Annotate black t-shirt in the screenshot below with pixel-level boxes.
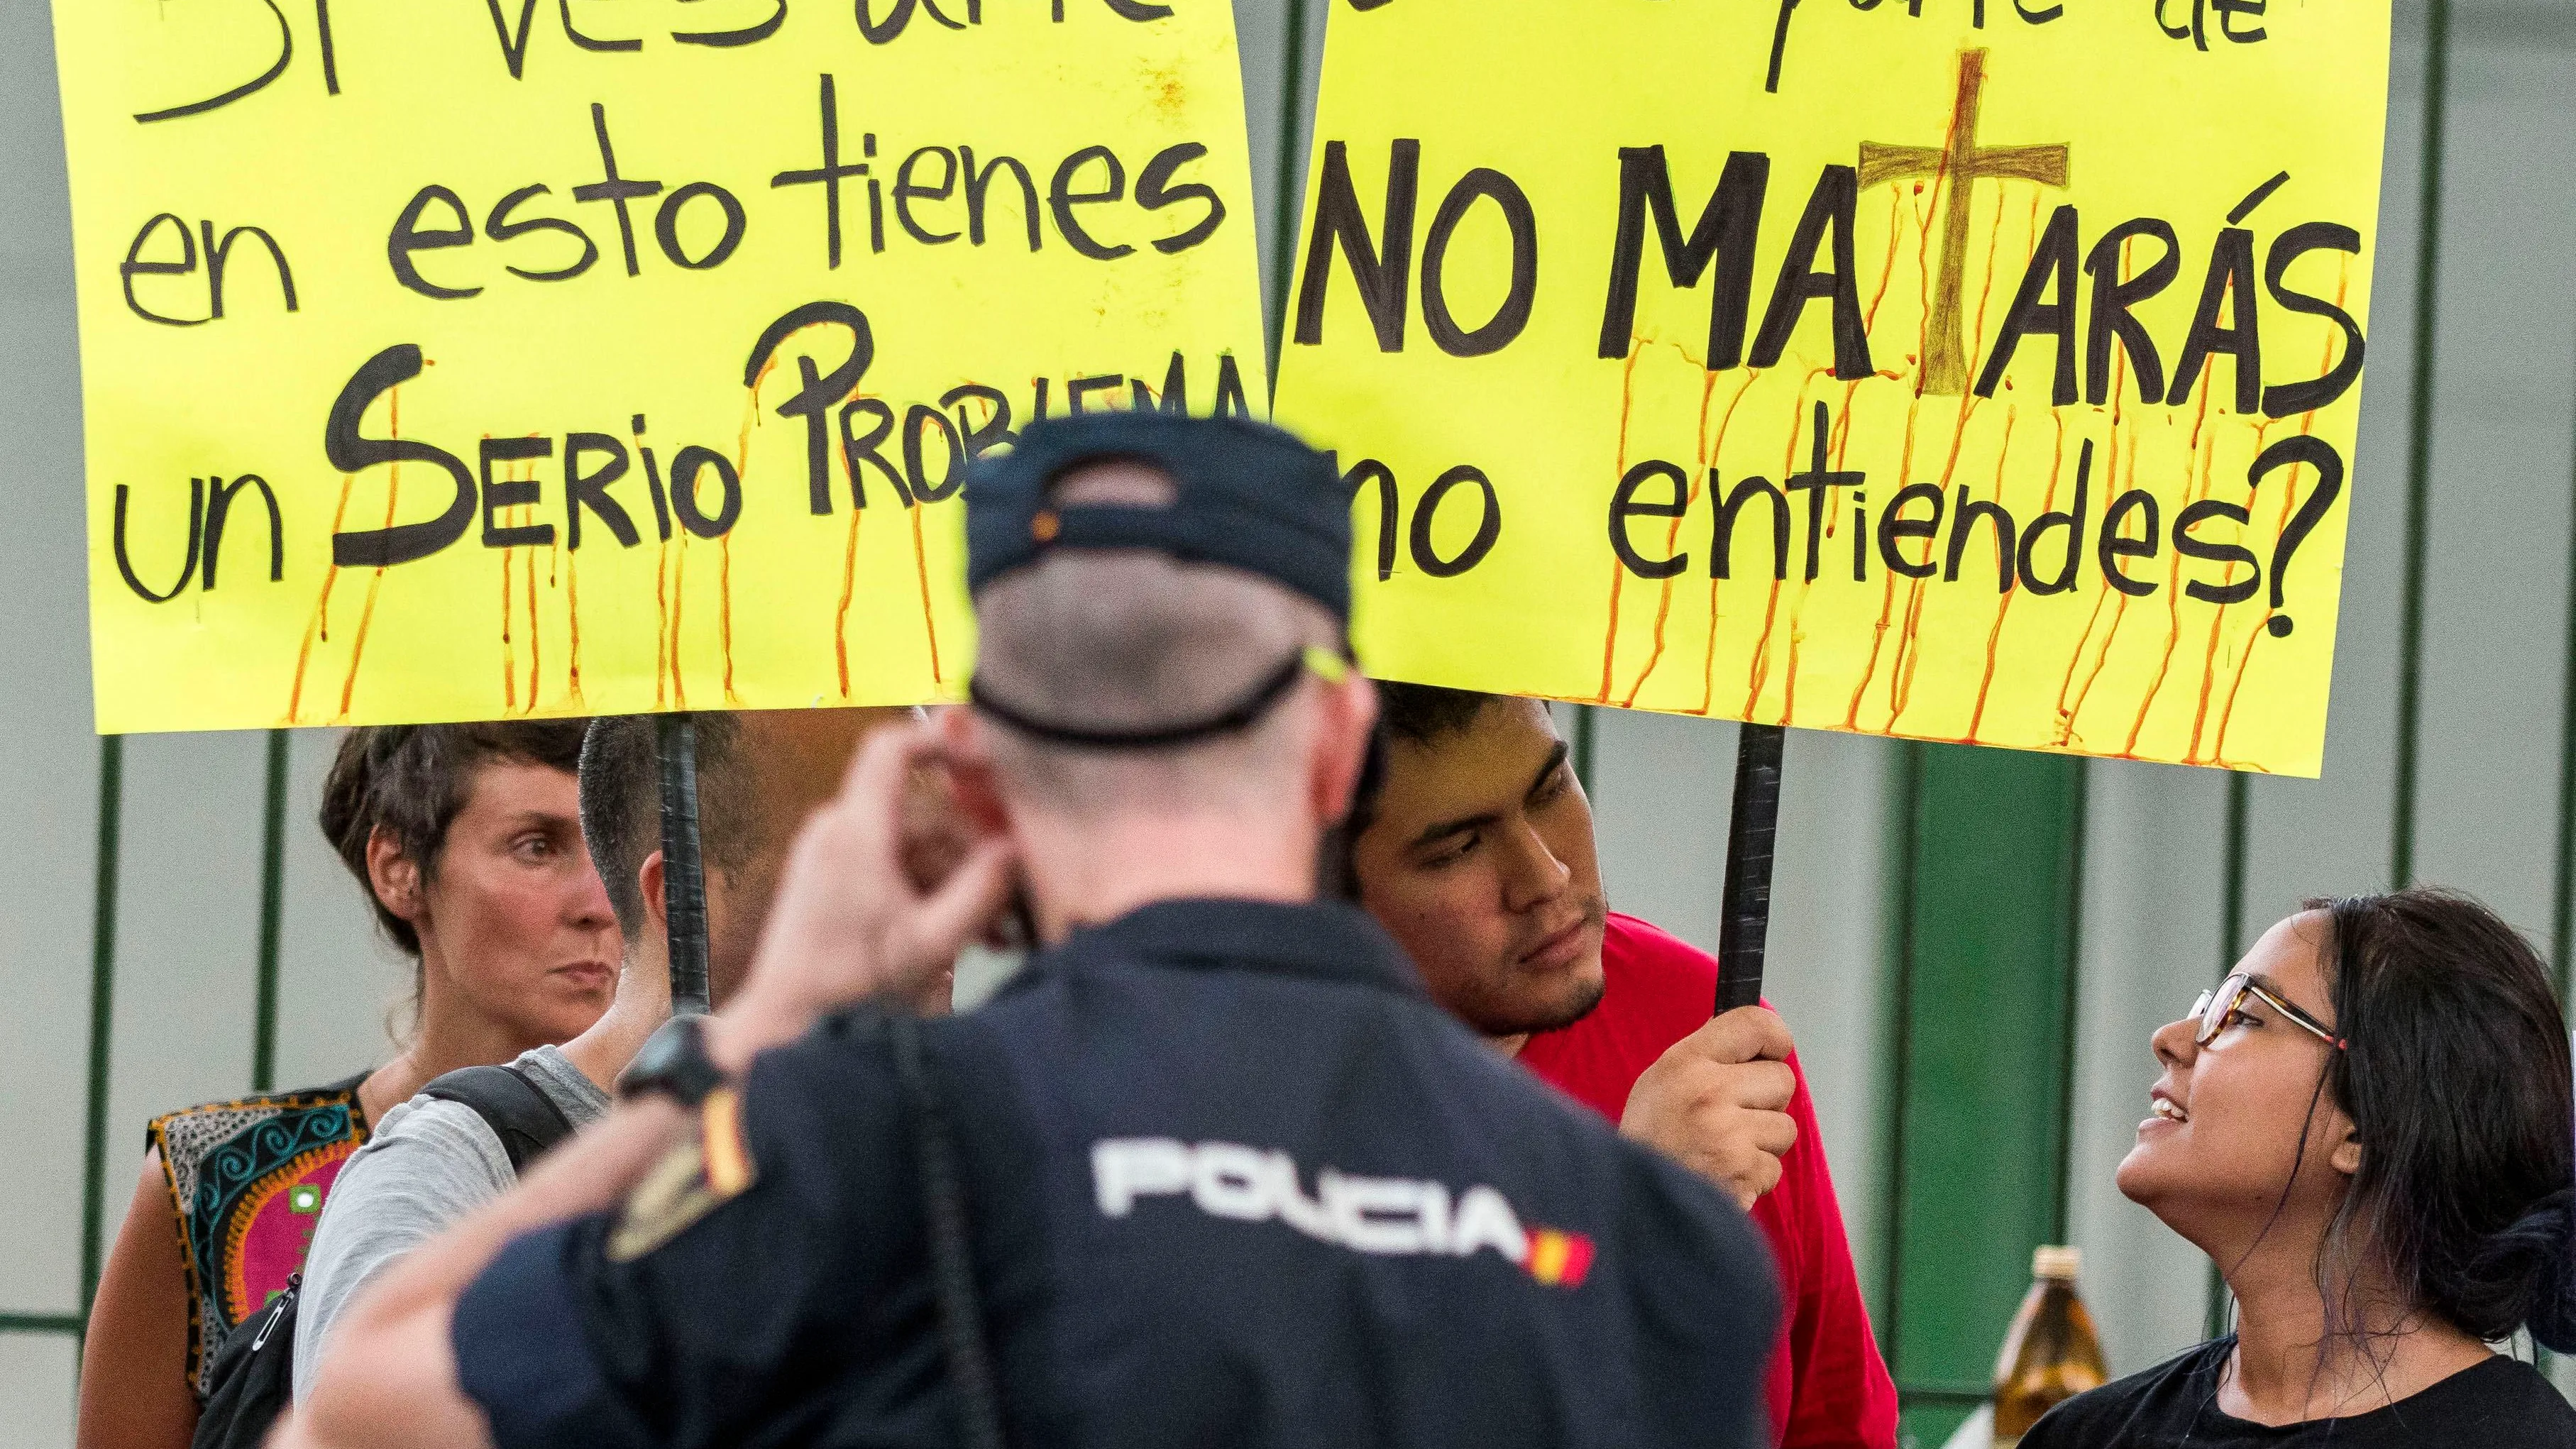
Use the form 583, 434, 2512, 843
2023, 1337, 2576, 1448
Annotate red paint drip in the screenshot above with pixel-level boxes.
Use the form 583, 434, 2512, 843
2210, 262, 2352, 767
1598, 345, 1644, 703
337, 389, 404, 720
1691, 370, 1766, 715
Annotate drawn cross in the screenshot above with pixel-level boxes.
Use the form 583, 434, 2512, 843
1859, 48, 2070, 396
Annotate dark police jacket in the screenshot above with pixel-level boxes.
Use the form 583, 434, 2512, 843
453, 899, 1780, 1449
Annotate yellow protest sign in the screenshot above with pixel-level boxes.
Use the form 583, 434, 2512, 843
57, 0, 1266, 734
1275, 0, 2390, 776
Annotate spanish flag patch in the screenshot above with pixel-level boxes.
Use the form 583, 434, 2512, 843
607, 1087, 759, 1262
1521, 1227, 1597, 1288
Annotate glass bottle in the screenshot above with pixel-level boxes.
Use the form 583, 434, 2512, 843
1991, 1245, 2110, 1448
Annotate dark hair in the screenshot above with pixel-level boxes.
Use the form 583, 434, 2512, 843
1345, 683, 1501, 839
1324, 683, 1509, 899
1377, 681, 1500, 746
2306, 888, 2576, 1350
576, 715, 751, 936
319, 721, 591, 957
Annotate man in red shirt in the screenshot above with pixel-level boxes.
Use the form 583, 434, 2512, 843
1338, 683, 1899, 1449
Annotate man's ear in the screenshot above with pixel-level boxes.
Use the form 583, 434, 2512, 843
639, 849, 668, 940
1311, 673, 1379, 827
937, 706, 1013, 834
365, 824, 425, 925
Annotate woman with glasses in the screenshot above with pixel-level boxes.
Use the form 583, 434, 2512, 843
2024, 888, 2576, 1447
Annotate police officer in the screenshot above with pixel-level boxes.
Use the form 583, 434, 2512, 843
281, 414, 1780, 1449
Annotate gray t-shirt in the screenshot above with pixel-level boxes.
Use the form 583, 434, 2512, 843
291, 1045, 609, 1401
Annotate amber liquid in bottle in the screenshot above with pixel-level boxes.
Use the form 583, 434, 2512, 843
1991, 1246, 2110, 1448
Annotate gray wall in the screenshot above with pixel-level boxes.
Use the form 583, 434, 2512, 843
0, 0, 98, 1423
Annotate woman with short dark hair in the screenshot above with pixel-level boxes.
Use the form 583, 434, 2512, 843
77, 722, 617, 1449
2026, 887, 2576, 1446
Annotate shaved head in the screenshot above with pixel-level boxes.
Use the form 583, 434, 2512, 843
970, 461, 1343, 819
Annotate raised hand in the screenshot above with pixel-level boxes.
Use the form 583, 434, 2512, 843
714, 720, 1019, 1069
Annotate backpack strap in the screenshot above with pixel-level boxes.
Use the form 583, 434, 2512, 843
421, 1064, 577, 1174
888, 1013, 1008, 1449
185, 1272, 303, 1449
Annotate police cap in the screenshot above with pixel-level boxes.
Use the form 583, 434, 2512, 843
964, 412, 1350, 624
961, 413, 1354, 752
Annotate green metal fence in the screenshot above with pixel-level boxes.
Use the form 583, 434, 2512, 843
0, 727, 295, 1382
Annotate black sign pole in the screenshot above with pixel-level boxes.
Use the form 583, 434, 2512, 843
1714, 723, 1785, 1015
656, 713, 712, 1018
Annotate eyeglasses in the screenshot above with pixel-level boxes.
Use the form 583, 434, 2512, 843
2191, 971, 2347, 1051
